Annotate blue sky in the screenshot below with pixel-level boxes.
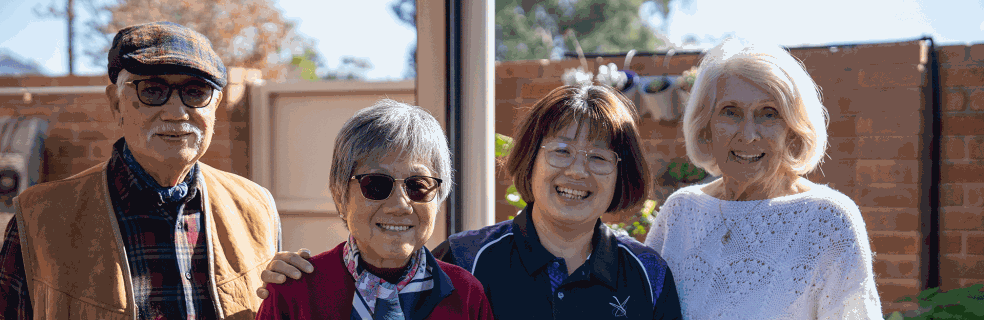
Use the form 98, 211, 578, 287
2, 0, 983, 80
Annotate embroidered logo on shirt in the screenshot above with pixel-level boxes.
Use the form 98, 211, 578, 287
610, 295, 629, 317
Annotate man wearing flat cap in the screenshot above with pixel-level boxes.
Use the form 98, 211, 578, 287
0, 21, 280, 319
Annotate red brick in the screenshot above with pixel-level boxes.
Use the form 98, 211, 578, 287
876, 279, 921, 306
967, 234, 984, 255
56, 143, 87, 159
496, 78, 521, 101
941, 254, 984, 278
87, 140, 114, 161
941, 160, 984, 183
857, 136, 920, 160
858, 64, 924, 88
496, 62, 540, 79
945, 136, 967, 160
520, 79, 564, 100
856, 160, 917, 184
942, 207, 984, 231
970, 88, 984, 111
957, 278, 984, 288
873, 255, 919, 278
969, 136, 984, 159
943, 65, 984, 87
945, 87, 966, 112
942, 114, 984, 136
942, 232, 963, 254
814, 160, 855, 188
75, 122, 116, 141
970, 44, 984, 63
870, 232, 920, 254
941, 277, 964, 292
828, 137, 858, 160
55, 110, 94, 122
938, 45, 968, 65
969, 185, 984, 207
18, 106, 55, 117
857, 184, 919, 208
639, 120, 679, 140
856, 110, 921, 136
540, 59, 594, 79
861, 207, 919, 232
941, 183, 965, 207
827, 115, 856, 137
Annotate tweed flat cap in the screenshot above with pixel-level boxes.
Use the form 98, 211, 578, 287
108, 21, 227, 89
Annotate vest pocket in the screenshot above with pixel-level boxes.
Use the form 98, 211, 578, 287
32, 280, 129, 319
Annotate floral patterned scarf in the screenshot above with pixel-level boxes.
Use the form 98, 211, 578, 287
343, 235, 432, 318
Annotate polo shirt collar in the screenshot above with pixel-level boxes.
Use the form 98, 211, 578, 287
512, 203, 620, 288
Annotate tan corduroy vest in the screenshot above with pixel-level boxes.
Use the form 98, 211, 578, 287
14, 162, 280, 319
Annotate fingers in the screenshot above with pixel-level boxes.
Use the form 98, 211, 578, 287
298, 248, 312, 259
256, 287, 269, 300
283, 251, 314, 274
261, 268, 289, 284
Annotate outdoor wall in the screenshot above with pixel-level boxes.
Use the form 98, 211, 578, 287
494, 40, 939, 313
937, 44, 984, 292
0, 69, 254, 184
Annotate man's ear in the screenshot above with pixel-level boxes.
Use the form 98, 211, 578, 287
105, 84, 121, 117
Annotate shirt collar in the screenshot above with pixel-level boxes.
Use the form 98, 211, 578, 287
110, 138, 199, 207
512, 203, 620, 288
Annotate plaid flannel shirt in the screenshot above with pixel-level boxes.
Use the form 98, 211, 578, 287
0, 138, 216, 319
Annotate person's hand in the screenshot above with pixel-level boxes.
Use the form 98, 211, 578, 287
256, 248, 314, 299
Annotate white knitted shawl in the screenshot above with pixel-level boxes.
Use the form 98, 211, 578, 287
644, 181, 882, 319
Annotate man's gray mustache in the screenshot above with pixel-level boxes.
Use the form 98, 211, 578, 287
146, 123, 203, 145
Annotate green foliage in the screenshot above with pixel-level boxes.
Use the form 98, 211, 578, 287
290, 48, 321, 81
495, 133, 515, 158
607, 199, 657, 236
505, 184, 527, 210
667, 161, 706, 183
888, 285, 984, 319
495, 0, 669, 61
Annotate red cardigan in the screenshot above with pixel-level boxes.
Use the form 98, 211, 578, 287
256, 242, 494, 320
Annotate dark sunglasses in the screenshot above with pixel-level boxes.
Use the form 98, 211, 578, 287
125, 79, 215, 108
351, 173, 442, 203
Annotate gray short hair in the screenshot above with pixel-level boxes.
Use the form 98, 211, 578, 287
329, 99, 452, 212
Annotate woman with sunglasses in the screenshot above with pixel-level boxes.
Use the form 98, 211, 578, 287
257, 86, 681, 319
255, 99, 493, 319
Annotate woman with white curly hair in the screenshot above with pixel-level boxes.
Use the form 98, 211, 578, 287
644, 38, 882, 319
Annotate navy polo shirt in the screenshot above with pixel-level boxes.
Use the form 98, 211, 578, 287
433, 204, 682, 319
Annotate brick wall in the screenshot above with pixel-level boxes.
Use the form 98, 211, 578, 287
495, 40, 938, 313
0, 69, 253, 184
938, 44, 984, 292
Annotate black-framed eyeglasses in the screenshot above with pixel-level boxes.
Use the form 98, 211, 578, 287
540, 141, 620, 175
124, 79, 215, 108
350, 173, 443, 203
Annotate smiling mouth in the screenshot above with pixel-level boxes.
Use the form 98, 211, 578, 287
556, 186, 591, 200
730, 151, 765, 164
377, 223, 413, 232
156, 132, 193, 139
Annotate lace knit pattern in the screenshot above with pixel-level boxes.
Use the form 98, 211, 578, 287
644, 181, 882, 319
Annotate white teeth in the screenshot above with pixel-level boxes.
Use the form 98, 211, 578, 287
378, 224, 411, 232
732, 151, 764, 161
556, 186, 589, 200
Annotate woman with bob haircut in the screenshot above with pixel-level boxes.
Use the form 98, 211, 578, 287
645, 38, 882, 318
255, 99, 494, 319
258, 86, 682, 319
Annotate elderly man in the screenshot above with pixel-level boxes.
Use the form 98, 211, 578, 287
0, 21, 280, 319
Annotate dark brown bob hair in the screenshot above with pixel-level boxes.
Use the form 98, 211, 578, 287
504, 85, 650, 213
